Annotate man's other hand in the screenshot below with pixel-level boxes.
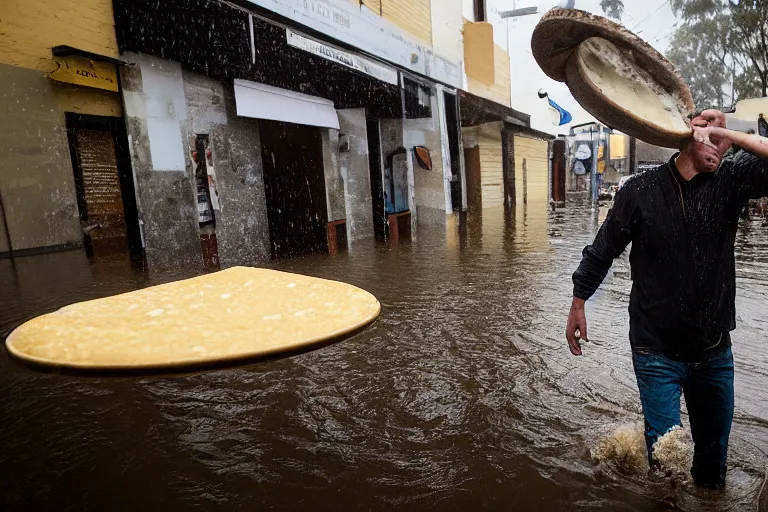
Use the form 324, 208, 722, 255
566, 297, 587, 356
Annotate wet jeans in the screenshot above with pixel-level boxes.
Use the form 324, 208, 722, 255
632, 347, 734, 488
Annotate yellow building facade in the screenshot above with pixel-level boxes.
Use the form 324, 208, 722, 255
461, 122, 505, 209
513, 133, 550, 250
514, 134, 549, 209
348, 0, 512, 109
0, 0, 126, 254
346, 0, 433, 45
463, 20, 511, 107
1, 0, 532, 261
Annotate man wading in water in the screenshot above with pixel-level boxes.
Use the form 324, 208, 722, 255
566, 110, 768, 488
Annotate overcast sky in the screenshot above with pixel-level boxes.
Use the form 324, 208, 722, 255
496, 0, 678, 133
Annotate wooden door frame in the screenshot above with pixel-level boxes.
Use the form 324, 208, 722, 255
65, 112, 143, 262
463, 146, 482, 210
502, 130, 515, 207
551, 138, 566, 203
443, 90, 464, 212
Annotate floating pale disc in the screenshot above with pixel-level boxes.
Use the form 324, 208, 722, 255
6, 267, 380, 372
532, 8, 695, 148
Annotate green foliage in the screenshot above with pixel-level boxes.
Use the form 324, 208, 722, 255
600, 0, 624, 20
665, 15, 731, 107
667, 1, 768, 107
669, 0, 721, 19
600, 0, 768, 107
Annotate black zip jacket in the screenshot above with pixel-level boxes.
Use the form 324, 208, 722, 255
573, 151, 768, 362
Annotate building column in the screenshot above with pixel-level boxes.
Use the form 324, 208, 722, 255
337, 108, 374, 244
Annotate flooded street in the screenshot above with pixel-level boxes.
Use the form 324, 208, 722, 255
2, 206, 768, 511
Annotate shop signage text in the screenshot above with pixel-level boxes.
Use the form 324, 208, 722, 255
49, 55, 119, 92
286, 29, 398, 85
246, 0, 462, 88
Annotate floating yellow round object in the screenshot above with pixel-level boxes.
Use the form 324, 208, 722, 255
5, 267, 380, 372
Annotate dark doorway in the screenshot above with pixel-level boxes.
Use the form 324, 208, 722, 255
366, 117, 387, 241
551, 138, 566, 203
65, 113, 142, 262
259, 120, 329, 259
464, 147, 482, 210
444, 91, 463, 210
503, 131, 516, 207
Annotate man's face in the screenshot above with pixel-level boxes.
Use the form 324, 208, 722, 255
685, 109, 729, 173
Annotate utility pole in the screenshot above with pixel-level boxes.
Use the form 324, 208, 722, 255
590, 125, 599, 204
629, 136, 637, 174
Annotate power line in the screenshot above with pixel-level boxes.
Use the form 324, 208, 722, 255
631, 0, 671, 31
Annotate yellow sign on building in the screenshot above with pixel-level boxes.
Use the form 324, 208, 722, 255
597, 160, 606, 173
49, 54, 118, 92
610, 134, 628, 159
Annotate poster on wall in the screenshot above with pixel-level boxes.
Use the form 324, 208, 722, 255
190, 134, 221, 225
204, 143, 221, 212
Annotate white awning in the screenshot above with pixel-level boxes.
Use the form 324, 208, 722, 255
233, 79, 339, 129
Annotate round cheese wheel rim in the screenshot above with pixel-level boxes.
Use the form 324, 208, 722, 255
532, 8, 695, 147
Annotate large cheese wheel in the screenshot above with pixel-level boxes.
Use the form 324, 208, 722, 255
566, 37, 692, 147
5, 267, 380, 372
531, 9, 695, 148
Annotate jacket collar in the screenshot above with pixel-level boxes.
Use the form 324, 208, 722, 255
668, 153, 716, 185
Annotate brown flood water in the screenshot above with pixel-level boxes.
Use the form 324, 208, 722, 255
2, 206, 768, 511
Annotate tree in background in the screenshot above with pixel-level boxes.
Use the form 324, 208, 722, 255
666, 14, 733, 108
599, 0, 624, 19
598, 0, 768, 108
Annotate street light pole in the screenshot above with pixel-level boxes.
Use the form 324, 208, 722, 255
499, 6, 539, 18
499, 0, 576, 19
499, 0, 541, 53
506, 17, 510, 55
502, 0, 530, 110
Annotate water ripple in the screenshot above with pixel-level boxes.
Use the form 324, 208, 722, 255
1, 207, 768, 510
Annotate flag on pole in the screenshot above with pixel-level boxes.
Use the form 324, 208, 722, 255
538, 90, 572, 126
547, 97, 572, 126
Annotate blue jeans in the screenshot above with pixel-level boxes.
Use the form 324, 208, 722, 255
632, 347, 734, 488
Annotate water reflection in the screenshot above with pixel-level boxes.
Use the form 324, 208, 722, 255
1, 205, 768, 510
